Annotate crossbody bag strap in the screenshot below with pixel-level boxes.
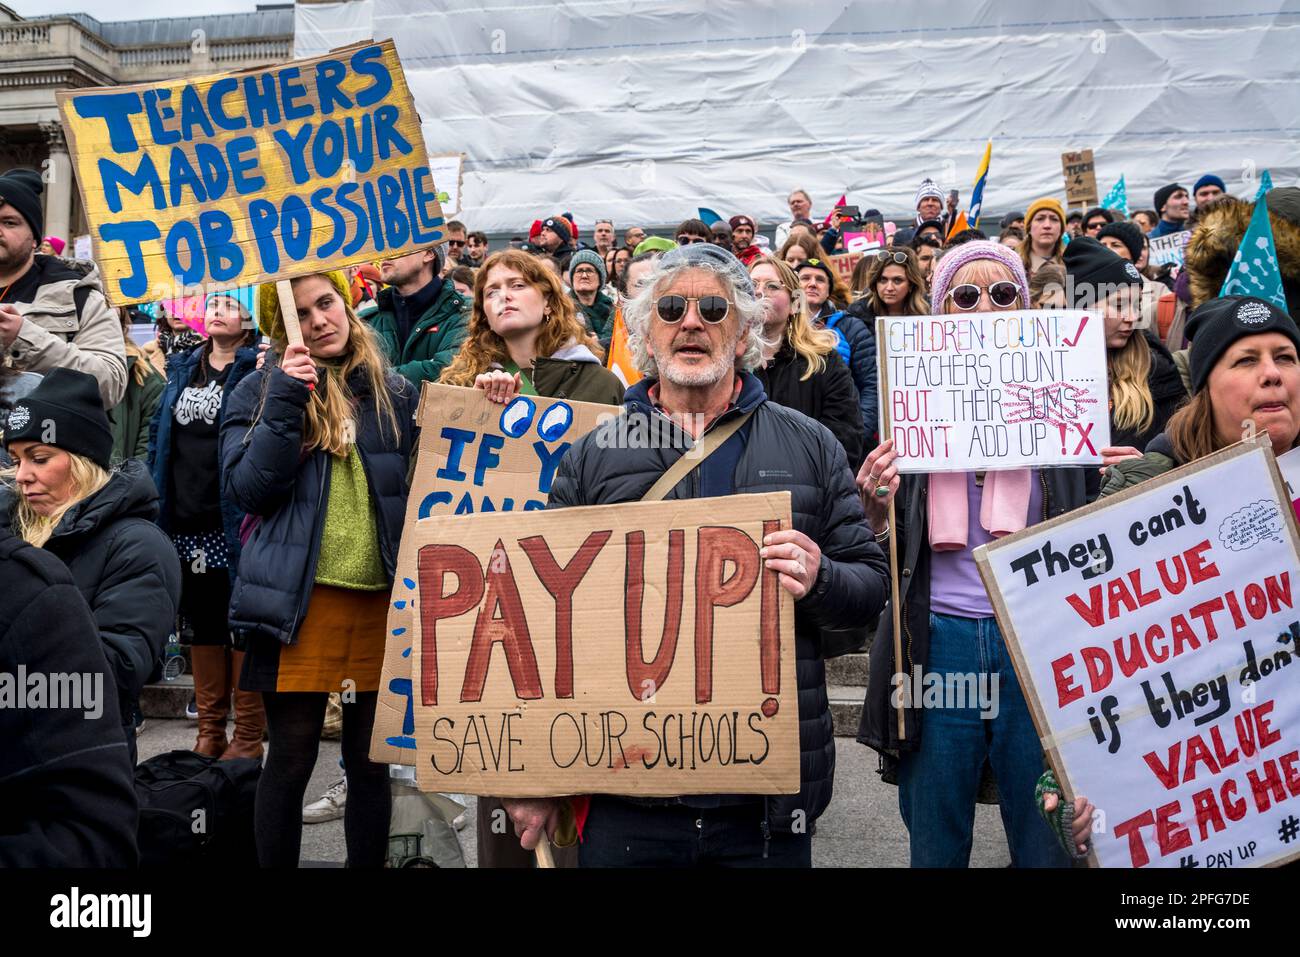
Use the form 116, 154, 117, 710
640, 410, 754, 502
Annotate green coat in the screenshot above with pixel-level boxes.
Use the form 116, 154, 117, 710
1098, 432, 1177, 498
363, 282, 470, 388
529, 355, 624, 405
108, 356, 165, 466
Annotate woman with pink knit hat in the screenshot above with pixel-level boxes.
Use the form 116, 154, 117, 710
855, 240, 1092, 868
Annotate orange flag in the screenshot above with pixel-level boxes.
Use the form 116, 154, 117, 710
605, 305, 642, 388
945, 210, 970, 240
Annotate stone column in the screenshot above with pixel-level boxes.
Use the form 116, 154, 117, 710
39, 120, 73, 244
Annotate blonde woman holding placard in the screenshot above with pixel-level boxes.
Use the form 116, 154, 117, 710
856, 240, 1093, 868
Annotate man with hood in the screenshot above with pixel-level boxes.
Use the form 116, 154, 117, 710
0, 169, 126, 408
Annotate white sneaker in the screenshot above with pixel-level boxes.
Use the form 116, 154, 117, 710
303, 778, 346, 824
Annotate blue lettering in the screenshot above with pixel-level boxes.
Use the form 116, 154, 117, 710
272, 124, 313, 185
524, 500, 546, 511
311, 187, 346, 259
336, 182, 370, 256
206, 77, 246, 131
378, 173, 409, 248
343, 112, 374, 173
226, 136, 265, 194
473, 433, 505, 486
178, 84, 215, 140
277, 66, 313, 121
281, 194, 311, 263
400, 168, 440, 244
436, 427, 475, 481
413, 168, 445, 232
241, 73, 281, 128
98, 155, 164, 214
351, 45, 393, 108
165, 219, 204, 285
99, 221, 160, 298
454, 492, 475, 515
248, 198, 280, 272
194, 143, 230, 203
143, 89, 180, 146
168, 147, 207, 206
198, 210, 241, 282
314, 59, 352, 115
373, 104, 412, 159
362, 180, 385, 252
417, 490, 453, 519
311, 120, 344, 178
71, 92, 143, 152
532, 441, 571, 495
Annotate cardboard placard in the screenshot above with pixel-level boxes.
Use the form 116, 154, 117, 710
976, 441, 1300, 868
876, 310, 1111, 473
403, 492, 799, 797
427, 151, 464, 216
1149, 231, 1193, 269
829, 252, 862, 289
1062, 149, 1099, 207
57, 40, 445, 306
371, 383, 615, 765
1277, 447, 1300, 520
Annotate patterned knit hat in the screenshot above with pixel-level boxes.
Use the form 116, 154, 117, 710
930, 240, 1031, 311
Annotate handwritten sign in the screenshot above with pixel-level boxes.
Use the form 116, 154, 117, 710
876, 310, 1110, 473
1277, 447, 1300, 520
829, 252, 862, 290
404, 493, 799, 797
1149, 231, 1192, 269
371, 383, 615, 765
976, 441, 1300, 867
1062, 149, 1099, 207
57, 40, 444, 306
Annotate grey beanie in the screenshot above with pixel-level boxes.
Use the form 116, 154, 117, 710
568, 248, 607, 287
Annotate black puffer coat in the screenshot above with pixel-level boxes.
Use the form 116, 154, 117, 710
219, 363, 418, 645
754, 340, 864, 469
1110, 331, 1189, 452
0, 526, 138, 866
549, 372, 889, 832
1, 459, 181, 744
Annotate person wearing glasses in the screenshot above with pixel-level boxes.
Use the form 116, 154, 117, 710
796, 257, 876, 454
441, 220, 469, 273
750, 258, 864, 468
856, 240, 1093, 868
624, 225, 647, 250
500, 243, 888, 866
849, 248, 929, 319
675, 218, 712, 246
363, 244, 470, 387
568, 250, 617, 352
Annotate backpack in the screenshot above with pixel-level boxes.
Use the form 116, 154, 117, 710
134, 749, 261, 868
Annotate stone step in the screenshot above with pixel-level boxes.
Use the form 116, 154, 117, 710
825, 652, 868, 686
827, 684, 865, 738
141, 674, 193, 719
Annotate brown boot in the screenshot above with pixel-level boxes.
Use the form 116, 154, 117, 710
190, 645, 231, 758
222, 649, 266, 762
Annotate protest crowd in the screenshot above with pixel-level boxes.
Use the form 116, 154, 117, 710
2, 124, 1299, 872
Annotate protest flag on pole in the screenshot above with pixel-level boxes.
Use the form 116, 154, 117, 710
967, 140, 992, 230
823, 194, 847, 226
1100, 174, 1129, 217
1220, 171, 1287, 309
698, 207, 723, 226
605, 306, 643, 388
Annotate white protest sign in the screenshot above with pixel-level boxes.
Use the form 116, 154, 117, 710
1149, 231, 1192, 268
1277, 447, 1300, 520
427, 152, 464, 216
877, 310, 1110, 473
976, 441, 1300, 868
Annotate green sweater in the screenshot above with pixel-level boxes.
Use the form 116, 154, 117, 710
314, 446, 387, 590
109, 356, 165, 466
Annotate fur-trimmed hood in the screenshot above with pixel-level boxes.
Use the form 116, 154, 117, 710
1184, 188, 1300, 315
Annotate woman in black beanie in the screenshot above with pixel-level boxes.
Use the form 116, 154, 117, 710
1063, 236, 1188, 455
2, 367, 181, 763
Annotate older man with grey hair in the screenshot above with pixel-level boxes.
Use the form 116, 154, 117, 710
500, 243, 888, 868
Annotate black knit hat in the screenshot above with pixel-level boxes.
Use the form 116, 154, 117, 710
1096, 221, 1144, 262
0, 168, 44, 240
4, 368, 113, 469
541, 216, 572, 241
1062, 235, 1144, 306
1153, 183, 1186, 216
1185, 296, 1300, 394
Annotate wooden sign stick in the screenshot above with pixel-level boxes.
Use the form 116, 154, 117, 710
534, 834, 556, 869
275, 279, 303, 348
874, 318, 907, 741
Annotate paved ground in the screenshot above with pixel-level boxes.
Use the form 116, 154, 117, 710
139, 718, 1010, 867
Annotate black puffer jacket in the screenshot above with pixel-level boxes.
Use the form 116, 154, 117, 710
1110, 331, 1189, 452
754, 340, 864, 470
550, 372, 889, 831
1, 459, 181, 741
857, 467, 1093, 758
219, 363, 418, 644
0, 526, 138, 866
826, 305, 878, 451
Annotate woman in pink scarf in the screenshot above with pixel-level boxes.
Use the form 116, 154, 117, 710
855, 240, 1093, 868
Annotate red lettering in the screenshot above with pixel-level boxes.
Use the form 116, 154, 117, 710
518, 530, 611, 699
460, 539, 542, 703
1191, 787, 1227, 842
1246, 759, 1287, 812
1081, 646, 1114, 693
760, 519, 783, 699
1128, 568, 1161, 607
1142, 742, 1181, 790
1281, 751, 1300, 797
417, 544, 485, 706
1113, 809, 1155, 867
693, 526, 760, 704
1183, 734, 1221, 783
1155, 800, 1191, 857
1266, 572, 1293, 613
1185, 540, 1220, 584
1064, 585, 1103, 627
1256, 699, 1281, 749
1222, 778, 1247, 821
623, 529, 684, 700
1052, 653, 1083, 707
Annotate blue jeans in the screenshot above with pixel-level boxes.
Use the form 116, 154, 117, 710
898, 613, 1068, 868
579, 797, 811, 868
